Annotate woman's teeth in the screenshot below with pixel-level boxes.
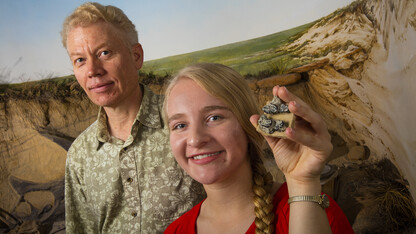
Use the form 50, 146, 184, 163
193, 151, 220, 160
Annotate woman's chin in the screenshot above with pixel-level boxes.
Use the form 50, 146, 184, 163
191, 174, 218, 185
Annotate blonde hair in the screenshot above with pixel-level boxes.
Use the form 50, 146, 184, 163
61, 2, 138, 48
163, 63, 275, 233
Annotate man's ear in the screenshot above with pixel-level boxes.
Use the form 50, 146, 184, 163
132, 43, 144, 70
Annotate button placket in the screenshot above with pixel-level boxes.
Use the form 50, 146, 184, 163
119, 145, 141, 223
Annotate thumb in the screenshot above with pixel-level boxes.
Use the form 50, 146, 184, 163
250, 114, 260, 128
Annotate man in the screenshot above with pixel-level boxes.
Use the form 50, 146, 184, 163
61, 2, 204, 233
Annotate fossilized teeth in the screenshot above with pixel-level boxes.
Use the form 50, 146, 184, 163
256, 95, 295, 138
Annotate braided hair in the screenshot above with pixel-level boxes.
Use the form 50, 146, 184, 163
163, 63, 276, 232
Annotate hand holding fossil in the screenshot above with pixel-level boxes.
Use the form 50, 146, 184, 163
250, 85, 333, 187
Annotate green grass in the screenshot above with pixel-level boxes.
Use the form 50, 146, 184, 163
1, 20, 317, 100
0, 75, 81, 101
1, 0, 365, 101
141, 21, 316, 78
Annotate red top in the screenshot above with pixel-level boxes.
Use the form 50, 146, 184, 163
164, 182, 354, 234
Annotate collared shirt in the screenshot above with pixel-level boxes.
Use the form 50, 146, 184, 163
65, 85, 205, 234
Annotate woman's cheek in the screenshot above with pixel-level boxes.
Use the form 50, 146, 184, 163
170, 134, 187, 163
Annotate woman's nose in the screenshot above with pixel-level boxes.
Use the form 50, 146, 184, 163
187, 124, 209, 148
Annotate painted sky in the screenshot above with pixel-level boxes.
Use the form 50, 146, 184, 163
0, 0, 354, 83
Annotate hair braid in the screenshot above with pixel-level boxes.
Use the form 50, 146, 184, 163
163, 63, 277, 233
251, 149, 275, 234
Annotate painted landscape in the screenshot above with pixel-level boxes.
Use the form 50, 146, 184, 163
1, 0, 415, 233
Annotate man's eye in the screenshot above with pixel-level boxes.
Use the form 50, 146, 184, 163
74, 58, 85, 64
99, 50, 110, 56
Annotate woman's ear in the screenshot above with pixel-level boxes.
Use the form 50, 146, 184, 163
132, 43, 144, 70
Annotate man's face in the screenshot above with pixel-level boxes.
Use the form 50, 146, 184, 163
66, 21, 143, 108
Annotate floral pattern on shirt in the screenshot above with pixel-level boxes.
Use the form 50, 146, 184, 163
65, 84, 205, 234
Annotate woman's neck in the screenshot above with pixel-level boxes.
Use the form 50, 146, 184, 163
197, 158, 255, 234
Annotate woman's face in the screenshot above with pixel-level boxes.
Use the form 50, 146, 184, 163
166, 78, 249, 185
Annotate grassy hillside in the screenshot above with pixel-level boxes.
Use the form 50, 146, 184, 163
0, 75, 82, 100
141, 21, 315, 78
0, 21, 315, 100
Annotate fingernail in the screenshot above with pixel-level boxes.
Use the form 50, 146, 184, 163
292, 101, 298, 108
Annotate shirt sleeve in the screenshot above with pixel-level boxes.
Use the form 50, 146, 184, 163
65, 146, 97, 234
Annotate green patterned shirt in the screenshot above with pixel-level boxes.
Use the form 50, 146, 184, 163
65, 85, 204, 233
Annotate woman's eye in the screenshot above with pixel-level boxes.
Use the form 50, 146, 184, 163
208, 115, 222, 121
173, 123, 186, 130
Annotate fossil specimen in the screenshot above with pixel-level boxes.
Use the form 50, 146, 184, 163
262, 96, 290, 114
256, 95, 295, 138
258, 115, 288, 134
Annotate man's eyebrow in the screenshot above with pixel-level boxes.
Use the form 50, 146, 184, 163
69, 51, 82, 57
69, 42, 109, 57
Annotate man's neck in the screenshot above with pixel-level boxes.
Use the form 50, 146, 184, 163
104, 86, 143, 141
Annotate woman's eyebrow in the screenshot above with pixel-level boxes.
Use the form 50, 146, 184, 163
201, 105, 230, 113
167, 105, 230, 124
167, 113, 184, 124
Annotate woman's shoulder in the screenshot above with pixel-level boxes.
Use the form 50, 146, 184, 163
164, 200, 204, 234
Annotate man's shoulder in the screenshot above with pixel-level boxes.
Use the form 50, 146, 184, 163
68, 120, 99, 153
142, 84, 164, 105
137, 84, 165, 128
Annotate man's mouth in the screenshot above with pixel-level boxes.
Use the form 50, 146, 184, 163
89, 82, 114, 92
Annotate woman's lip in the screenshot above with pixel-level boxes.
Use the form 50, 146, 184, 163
188, 151, 223, 164
188, 151, 221, 158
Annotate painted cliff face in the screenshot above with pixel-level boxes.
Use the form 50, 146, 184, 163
1, 0, 415, 233
277, 0, 416, 201
0, 176, 65, 233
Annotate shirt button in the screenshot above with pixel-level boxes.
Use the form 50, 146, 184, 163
131, 212, 138, 217
127, 177, 133, 183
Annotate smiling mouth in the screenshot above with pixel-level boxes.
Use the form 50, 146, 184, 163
191, 151, 222, 160
89, 82, 114, 91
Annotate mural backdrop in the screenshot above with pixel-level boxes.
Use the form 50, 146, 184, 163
0, 0, 415, 233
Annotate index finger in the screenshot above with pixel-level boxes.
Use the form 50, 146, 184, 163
274, 86, 328, 136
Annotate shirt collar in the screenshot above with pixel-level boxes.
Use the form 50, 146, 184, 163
136, 85, 163, 129
95, 84, 163, 144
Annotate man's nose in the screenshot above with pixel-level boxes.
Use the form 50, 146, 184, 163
87, 58, 104, 78
187, 124, 209, 148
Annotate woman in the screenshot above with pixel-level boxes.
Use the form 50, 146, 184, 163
163, 63, 353, 233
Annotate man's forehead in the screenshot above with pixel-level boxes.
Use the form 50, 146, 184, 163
66, 24, 115, 46
68, 21, 111, 33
